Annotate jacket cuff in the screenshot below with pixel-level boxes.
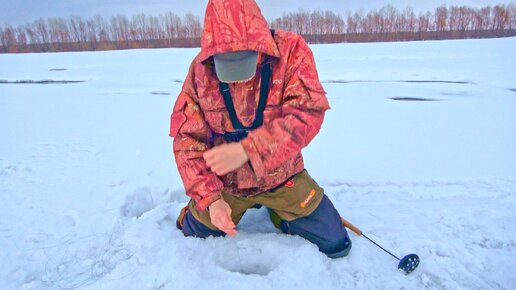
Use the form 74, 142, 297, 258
194, 192, 222, 211
240, 137, 266, 178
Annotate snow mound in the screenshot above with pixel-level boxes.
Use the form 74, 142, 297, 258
120, 187, 176, 219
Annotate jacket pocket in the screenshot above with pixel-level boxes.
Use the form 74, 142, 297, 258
261, 170, 324, 221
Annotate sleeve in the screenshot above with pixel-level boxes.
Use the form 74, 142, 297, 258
170, 62, 223, 211
240, 36, 330, 178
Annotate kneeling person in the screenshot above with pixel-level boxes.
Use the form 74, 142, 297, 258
170, 0, 351, 258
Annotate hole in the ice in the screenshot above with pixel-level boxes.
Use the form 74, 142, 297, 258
49, 68, 67, 71
402, 80, 471, 84
389, 97, 441, 101
220, 260, 274, 276
215, 248, 277, 276
320, 80, 472, 85
440, 91, 472, 97
150, 91, 171, 95
0, 80, 85, 84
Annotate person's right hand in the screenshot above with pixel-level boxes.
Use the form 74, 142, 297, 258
208, 197, 237, 237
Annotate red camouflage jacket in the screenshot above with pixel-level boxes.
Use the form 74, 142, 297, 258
170, 0, 330, 211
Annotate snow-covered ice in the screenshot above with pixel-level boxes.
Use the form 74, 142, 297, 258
1, 37, 515, 289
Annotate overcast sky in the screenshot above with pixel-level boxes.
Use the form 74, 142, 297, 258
0, 0, 512, 26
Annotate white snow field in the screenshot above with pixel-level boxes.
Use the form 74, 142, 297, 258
1, 37, 515, 290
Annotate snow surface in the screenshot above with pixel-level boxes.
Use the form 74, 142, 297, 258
1, 37, 515, 289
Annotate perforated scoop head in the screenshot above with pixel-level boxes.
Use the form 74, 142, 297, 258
398, 254, 420, 274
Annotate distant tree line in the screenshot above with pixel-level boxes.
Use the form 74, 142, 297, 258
273, 4, 516, 43
1, 4, 515, 53
0, 13, 202, 53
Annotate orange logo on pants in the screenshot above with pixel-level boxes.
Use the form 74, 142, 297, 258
300, 189, 316, 208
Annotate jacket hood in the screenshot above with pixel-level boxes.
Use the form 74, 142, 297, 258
200, 0, 280, 63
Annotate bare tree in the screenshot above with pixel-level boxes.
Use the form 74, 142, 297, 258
493, 5, 510, 30
418, 11, 431, 33
0, 27, 4, 47
69, 16, 88, 43
16, 26, 28, 47
183, 13, 201, 38
435, 6, 448, 32
345, 11, 359, 34
510, 3, 516, 30
34, 18, 50, 45
1, 25, 17, 51
162, 12, 181, 39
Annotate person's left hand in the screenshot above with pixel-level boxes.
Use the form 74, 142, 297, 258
203, 142, 249, 176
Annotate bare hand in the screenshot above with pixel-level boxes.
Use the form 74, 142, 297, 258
203, 142, 249, 176
209, 198, 237, 237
